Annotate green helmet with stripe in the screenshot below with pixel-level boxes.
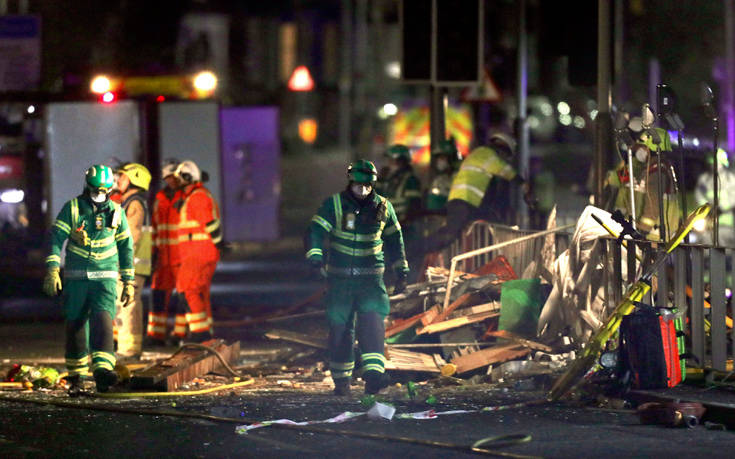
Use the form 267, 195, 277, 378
432, 138, 462, 163
385, 144, 411, 161
85, 164, 115, 190
347, 159, 378, 184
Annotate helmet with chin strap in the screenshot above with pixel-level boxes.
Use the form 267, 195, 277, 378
489, 132, 517, 160
347, 159, 378, 184
174, 160, 201, 184
117, 163, 152, 191
85, 164, 115, 191
384, 144, 411, 162
432, 138, 462, 163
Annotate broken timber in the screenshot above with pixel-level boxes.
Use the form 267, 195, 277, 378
450, 344, 530, 374
130, 339, 240, 391
384, 347, 440, 373
484, 330, 553, 353
417, 310, 500, 335
264, 329, 439, 372
265, 329, 327, 349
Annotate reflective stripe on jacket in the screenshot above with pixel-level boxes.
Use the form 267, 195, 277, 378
152, 188, 182, 266
177, 183, 221, 264
122, 192, 153, 276
306, 190, 409, 277
46, 195, 134, 282
377, 168, 422, 223
448, 146, 516, 207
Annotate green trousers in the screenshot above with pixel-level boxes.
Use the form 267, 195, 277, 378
325, 276, 389, 382
63, 279, 118, 376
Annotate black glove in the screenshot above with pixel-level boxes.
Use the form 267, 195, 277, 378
309, 258, 325, 279
393, 273, 407, 295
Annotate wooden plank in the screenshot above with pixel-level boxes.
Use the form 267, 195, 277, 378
130, 340, 240, 391
417, 311, 500, 335
483, 330, 553, 353
386, 305, 440, 337
384, 348, 440, 372
419, 306, 441, 327
431, 293, 475, 324
265, 329, 327, 349
450, 301, 500, 318
451, 344, 530, 374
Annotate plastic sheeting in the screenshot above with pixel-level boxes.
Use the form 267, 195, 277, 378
536, 206, 630, 343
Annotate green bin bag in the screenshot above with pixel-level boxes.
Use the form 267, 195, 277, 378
498, 278, 543, 337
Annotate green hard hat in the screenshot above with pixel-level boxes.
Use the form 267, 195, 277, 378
385, 144, 411, 161
85, 164, 115, 189
347, 159, 378, 184
432, 138, 463, 163
432, 138, 457, 156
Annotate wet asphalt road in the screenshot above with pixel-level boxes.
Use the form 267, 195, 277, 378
3, 252, 735, 457
2, 389, 735, 458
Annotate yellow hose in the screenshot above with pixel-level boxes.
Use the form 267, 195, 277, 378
94, 378, 255, 398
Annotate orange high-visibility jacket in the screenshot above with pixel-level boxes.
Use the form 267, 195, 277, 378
177, 182, 221, 264
152, 187, 182, 267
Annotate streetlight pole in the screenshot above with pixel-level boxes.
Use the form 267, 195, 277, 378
595, 0, 613, 206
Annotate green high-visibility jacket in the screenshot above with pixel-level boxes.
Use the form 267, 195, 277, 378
46, 195, 135, 282
377, 167, 422, 223
306, 190, 409, 277
448, 146, 516, 208
425, 172, 454, 211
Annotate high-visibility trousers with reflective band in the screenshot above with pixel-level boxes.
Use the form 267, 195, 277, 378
176, 261, 217, 334
63, 279, 118, 374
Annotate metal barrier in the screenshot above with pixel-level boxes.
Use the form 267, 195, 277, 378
442, 224, 575, 310
442, 221, 571, 276
601, 238, 734, 371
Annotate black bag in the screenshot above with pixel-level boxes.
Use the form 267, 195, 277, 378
617, 305, 683, 390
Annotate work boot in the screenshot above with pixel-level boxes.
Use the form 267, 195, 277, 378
66, 375, 89, 398
333, 377, 351, 396
144, 336, 167, 348
93, 368, 119, 393
363, 371, 391, 395
188, 330, 213, 344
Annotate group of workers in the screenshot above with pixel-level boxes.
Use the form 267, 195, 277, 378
42, 159, 221, 395
41, 131, 526, 396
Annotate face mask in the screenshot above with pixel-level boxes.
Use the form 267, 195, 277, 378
91, 191, 108, 203
435, 158, 449, 172
634, 145, 649, 163
351, 183, 372, 199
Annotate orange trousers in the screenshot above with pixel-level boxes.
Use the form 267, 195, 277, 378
175, 261, 217, 336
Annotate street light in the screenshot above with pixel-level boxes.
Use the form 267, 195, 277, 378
287, 65, 314, 92
193, 71, 218, 93
90, 75, 112, 94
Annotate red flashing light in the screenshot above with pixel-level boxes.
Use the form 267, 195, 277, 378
156, 95, 165, 103
101, 91, 117, 104
287, 65, 314, 91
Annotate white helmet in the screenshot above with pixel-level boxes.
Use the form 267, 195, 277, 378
175, 160, 201, 184
161, 159, 179, 179
489, 132, 517, 158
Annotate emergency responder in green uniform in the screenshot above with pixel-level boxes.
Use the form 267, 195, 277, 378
43, 164, 135, 395
606, 127, 681, 240
420, 133, 532, 254
306, 159, 409, 396
377, 144, 422, 224
425, 138, 462, 211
